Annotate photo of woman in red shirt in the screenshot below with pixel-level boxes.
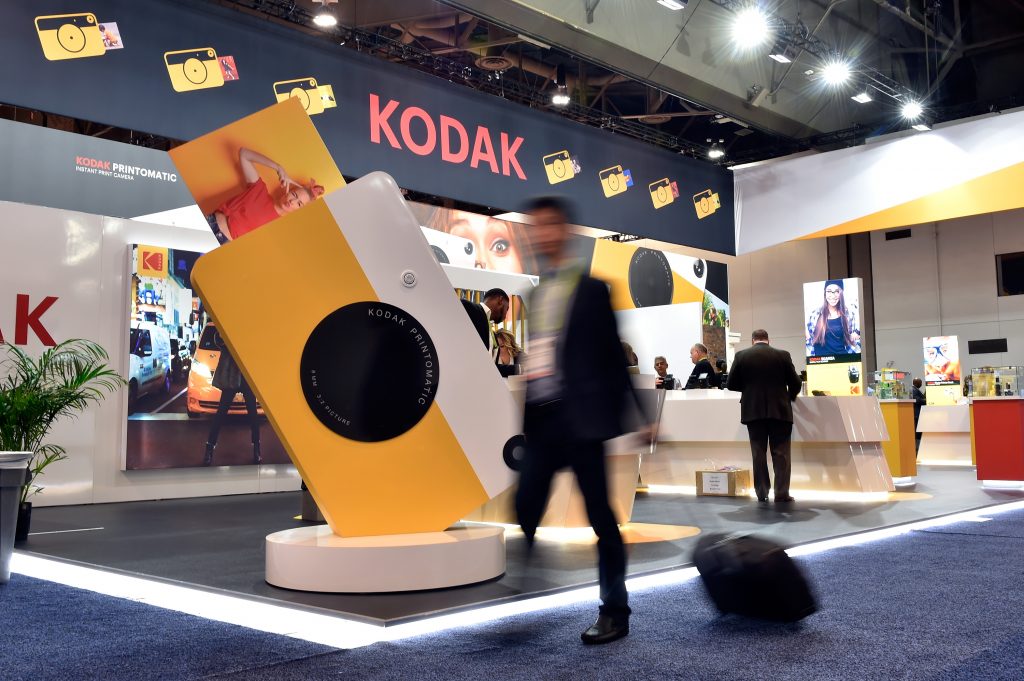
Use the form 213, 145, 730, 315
206, 147, 325, 243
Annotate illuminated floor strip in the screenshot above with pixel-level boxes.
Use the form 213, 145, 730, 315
27, 527, 104, 536
13, 498, 1024, 649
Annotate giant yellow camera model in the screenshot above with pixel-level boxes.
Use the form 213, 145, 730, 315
274, 78, 326, 115
35, 13, 106, 61
542, 150, 576, 185
649, 178, 676, 210
599, 165, 632, 198
164, 48, 225, 92
692, 188, 722, 219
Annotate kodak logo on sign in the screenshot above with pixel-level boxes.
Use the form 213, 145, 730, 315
369, 94, 527, 181
138, 246, 168, 279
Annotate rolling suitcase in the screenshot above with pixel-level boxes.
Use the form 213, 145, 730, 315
693, 532, 817, 622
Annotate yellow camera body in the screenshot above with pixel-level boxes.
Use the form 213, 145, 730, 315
649, 178, 675, 210
599, 165, 628, 198
542, 150, 575, 184
164, 48, 225, 92
35, 13, 106, 61
693, 189, 722, 219
274, 78, 326, 115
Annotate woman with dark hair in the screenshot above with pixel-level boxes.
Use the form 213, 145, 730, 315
427, 208, 539, 275
805, 279, 861, 357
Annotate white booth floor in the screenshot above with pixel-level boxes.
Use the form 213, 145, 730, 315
17, 466, 1022, 625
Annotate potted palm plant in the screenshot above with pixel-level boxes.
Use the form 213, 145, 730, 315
0, 339, 125, 540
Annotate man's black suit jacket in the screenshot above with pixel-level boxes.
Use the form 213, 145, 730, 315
527, 275, 638, 443
460, 298, 490, 349
726, 343, 802, 424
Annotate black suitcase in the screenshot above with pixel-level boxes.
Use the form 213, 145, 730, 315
692, 533, 818, 622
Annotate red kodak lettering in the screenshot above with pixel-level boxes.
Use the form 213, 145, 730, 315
369, 94, 401, 148
15, 294, 58, 346
400, 107, 437, 156
470, 126, 498, 174
501, 133, 526, 180
440, 115, 469, 164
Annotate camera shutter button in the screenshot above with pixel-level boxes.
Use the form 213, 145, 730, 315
401, 270, 417, 288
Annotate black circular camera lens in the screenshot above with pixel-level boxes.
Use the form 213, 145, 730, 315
502, 434, 527, 471
430, 245, 450, 264
300, 302, 439, 442
693, 259, 705, 278
628, 248, 674, 308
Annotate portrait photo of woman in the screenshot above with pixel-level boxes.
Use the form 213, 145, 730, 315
805, 279, 862, 358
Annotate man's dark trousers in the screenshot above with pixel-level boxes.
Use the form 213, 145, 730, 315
745, 419, 793, 500
515, 400, 629, 621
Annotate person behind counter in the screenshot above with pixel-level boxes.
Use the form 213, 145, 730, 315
726, 329, 802, 504
912, 377, 926, 452
654, 356, 681, 389
494, 329, 524, 377
684, 343, 720, 389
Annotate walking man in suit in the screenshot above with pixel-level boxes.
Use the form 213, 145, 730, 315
516, 196, 643, 645
726, 329, 802, 504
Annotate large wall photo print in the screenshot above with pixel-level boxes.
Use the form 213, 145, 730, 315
125, 243, 290, 469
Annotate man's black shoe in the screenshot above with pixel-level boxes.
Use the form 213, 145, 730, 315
757, 496, 769, 503
774, 495, 795, 503
581, 615, 629, 644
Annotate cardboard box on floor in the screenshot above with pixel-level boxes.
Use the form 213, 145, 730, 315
696, 469, 752, 497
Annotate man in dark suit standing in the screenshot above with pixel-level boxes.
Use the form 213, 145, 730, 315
459, 297, 490, 349
516, 196, 643, 645
726, 329, 802, 504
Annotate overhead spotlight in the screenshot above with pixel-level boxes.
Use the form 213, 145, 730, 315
551, 86, 570, 106
707, 138, 725, 160
851, 91, 873, 104
901, 100, 924, 119
312, 0, 338, 27
732, 6, 771, 50
657, 0, 688, 9
820, 59, 852, 86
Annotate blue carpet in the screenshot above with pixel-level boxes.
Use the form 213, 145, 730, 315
5, 509, 1024, 680
0, 574, 333, 681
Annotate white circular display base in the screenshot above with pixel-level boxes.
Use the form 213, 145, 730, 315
265, 525, 506, 593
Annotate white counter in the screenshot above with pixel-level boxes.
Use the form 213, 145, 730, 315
644, 390, 895, 495
917, 404, 973, 466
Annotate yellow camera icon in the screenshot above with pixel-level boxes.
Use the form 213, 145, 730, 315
35, 13, 106, 61
274, 78, 326, 115
164, 48, 225, 93
692, 189, 722, 219
543, 150, 575, 185
599, 165, 630, 198
649, 178, 675, 210
318, 84, 337, 110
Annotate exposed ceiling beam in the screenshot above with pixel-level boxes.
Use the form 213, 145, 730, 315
869, 0, 955, 48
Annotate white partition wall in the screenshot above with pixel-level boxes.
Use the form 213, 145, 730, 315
872, 208, 1024, 378
0, 200, 303, 506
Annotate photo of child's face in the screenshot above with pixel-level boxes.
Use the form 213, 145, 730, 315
447, 211, 524, 274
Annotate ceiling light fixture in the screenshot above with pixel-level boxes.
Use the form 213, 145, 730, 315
551, 86, 571, 106
312, 0, 338, 28
707, 138, 725, 160
911, 122, 932, 131
820, 59, 852, 86
901, 100, 924, 119
767, 39, 796, 63
657, 0, 688, 10
851, 91, 873, 104
732, 6, 771, 50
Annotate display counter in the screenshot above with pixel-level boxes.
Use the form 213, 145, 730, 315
917, 404, 973, 466
972, 397, 1024, 483
878, 399, 918, 482
643, 390, 894, 495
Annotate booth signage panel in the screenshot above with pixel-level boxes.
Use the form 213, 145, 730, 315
0, 0, 735, 254
923, 336, 962, 406
803, 278, 865, 396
